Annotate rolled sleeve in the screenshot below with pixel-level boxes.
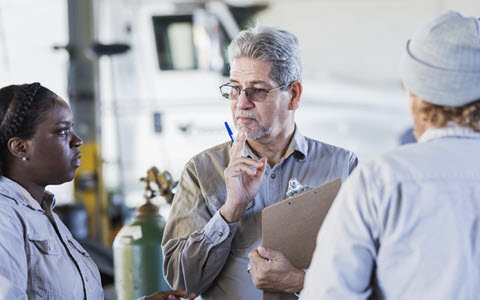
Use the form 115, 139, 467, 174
204, 210, 238, 243
162, 160, 237, 295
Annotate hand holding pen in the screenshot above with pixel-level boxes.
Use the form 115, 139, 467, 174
224, 121, 249, 158
221, 125, 267, 223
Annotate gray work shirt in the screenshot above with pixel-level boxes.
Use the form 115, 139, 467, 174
0, 176, 104, 300
301, 124, 480, 300
162, 128, 358, 299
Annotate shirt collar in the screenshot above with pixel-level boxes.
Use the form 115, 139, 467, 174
242, 124, 308, 161
418, 122, 480, 143
291, 125, 308, 159
0, 176, 56, 211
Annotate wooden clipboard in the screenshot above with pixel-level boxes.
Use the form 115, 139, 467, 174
262, 178, 342, 300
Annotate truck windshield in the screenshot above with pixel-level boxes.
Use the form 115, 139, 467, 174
152, 15, 197, 70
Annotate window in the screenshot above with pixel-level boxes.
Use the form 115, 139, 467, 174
152, 15, 197, 70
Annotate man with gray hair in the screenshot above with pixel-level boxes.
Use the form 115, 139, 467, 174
162, 24, 357, 299
300, 11, 480, 299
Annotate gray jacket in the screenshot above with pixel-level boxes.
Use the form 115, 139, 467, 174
301, 123, 480, 300
0, 177, 104, 300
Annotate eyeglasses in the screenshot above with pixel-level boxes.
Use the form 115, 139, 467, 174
219, 82, 290, 102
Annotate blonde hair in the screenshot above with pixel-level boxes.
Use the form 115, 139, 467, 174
420, 99, 480, 132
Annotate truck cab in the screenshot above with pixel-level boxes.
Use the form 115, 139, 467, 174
97, 1, 266, 207
96, 0, 410, 210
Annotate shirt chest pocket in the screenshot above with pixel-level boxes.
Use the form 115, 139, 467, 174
29, 237, 61, 255
27, 235, 74, 298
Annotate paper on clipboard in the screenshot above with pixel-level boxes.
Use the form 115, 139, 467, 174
261, 178, 342, 300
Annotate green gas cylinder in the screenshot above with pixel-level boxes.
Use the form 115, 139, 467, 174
113, 201, 170, 299
113, 167, 175, 300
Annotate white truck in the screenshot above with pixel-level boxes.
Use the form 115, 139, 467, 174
96, 0, 410, 208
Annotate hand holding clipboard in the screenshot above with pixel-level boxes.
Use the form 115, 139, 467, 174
261, 178, 342, 300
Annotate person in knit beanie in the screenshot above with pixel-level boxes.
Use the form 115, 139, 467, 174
300, 11, 480, 300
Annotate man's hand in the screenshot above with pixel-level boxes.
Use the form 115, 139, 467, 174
145, 290, 195, 300
248, 246, 305, 293
221, 130, 267, 223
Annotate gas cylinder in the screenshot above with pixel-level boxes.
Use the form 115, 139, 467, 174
113, 167, 175, 300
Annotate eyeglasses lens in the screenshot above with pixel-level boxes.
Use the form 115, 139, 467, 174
246, 88, 266, 102
221, 85, 267, 102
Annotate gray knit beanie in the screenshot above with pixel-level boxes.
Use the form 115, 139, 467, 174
399, 10, 480, 107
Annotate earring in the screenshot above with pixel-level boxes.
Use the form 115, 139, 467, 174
21, 157, 27, 161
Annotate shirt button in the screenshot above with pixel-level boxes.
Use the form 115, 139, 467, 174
271, 174, 276, 179
297, 158, 303, 162
218, 231, 223, 237
228, 233, 232, 237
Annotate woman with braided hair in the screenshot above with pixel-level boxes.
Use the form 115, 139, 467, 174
0, 83, 195, 300
0, 83, 104, 299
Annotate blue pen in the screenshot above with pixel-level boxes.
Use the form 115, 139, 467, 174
224, 121, 234, 142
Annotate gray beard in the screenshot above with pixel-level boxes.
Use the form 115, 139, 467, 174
247, 125, 271, 140
235, 111, 271, 140
235, 120, 271, 140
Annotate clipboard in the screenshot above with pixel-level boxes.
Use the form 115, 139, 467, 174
261, 178, 342, 300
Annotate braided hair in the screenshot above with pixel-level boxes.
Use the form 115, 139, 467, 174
0, 83, 57, 176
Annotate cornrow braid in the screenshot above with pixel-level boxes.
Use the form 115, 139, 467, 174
0, 82, 41, 146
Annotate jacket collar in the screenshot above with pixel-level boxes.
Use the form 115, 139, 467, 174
0, 176, 56, 211
419, 122, 480, 143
